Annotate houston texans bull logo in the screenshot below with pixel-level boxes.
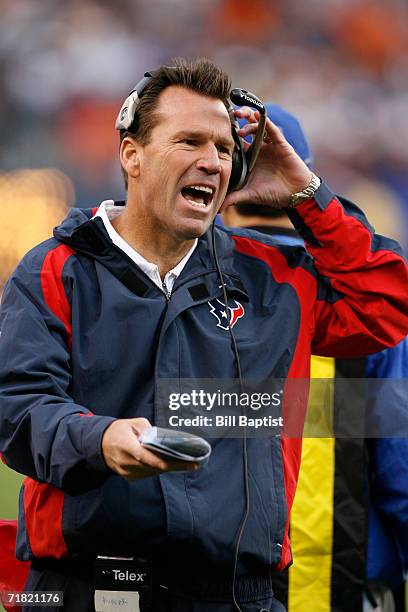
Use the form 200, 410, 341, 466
208, 298, 245, 331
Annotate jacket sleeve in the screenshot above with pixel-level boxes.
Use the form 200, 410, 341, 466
0, 247, 115, 495
287, 183, 408, 357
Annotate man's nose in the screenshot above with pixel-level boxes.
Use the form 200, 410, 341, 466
196, 144, 221, 174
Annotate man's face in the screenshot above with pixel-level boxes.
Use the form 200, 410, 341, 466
132, 86, 234, 242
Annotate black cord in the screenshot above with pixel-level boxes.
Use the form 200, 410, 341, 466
211, 220, 250, 612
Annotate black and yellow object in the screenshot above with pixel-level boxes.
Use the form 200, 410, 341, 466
276, 356, 368, 612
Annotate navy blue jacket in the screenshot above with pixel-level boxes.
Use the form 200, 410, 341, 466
1, 184, 407, 591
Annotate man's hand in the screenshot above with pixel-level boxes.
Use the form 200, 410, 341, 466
102, 418, 198, 480
221, 107, 312, 210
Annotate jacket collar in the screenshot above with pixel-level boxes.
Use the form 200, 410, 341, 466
54, 206, 248, 302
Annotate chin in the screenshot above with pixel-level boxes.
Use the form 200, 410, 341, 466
176, 219, 213, 240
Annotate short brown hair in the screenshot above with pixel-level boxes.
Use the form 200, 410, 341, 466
120, 57, 232, 187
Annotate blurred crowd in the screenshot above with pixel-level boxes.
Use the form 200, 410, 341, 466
1, 0, 408, 264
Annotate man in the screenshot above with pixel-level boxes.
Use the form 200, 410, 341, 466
0, 59, 407, 612
222, 104, 408, 612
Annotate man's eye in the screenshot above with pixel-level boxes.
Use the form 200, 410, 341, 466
218, 147, 232, 156
181, 139, 197, 146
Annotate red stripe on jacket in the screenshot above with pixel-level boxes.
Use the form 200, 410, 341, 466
26, 244, 76, 559
233, 235, 317, 570
40, 244, 75, 348
23, 479, 68, 559
24, 478, 68, 559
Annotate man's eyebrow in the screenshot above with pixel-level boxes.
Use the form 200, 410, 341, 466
173, 130, 234, 148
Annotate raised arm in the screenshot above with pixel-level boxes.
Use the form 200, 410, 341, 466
287, 188, 408, 356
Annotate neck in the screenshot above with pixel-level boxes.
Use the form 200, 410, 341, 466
111, 205, 195, 279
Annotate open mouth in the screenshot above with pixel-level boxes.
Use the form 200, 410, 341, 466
181, 184, 215, 208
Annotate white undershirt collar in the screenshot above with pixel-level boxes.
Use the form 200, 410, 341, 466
93, 200, 198, 295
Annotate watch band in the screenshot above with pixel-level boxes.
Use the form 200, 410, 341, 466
288, 173, 321, 208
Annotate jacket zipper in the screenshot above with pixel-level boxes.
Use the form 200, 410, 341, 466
162, 281, 171, 302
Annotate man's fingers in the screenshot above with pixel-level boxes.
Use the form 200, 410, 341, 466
137, 446, 198, 472
238, 122, 259, 138
122, 456, 198, 480
123, 459, 198, 481
262, 118, 287, 145
237, 116, 286, 151
234, 107, 258, 124
122, 445, 198, 474
102, 419, 199, 480
135, 445, 171, 471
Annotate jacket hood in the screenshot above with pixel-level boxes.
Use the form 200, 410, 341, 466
53, 204, 118, 243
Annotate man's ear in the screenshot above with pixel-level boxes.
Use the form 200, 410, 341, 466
120, 136, 142, 179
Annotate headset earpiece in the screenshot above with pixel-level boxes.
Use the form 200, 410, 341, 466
228, 127, 247, 193
227, 89, 267, 193
115, 72, 155, 131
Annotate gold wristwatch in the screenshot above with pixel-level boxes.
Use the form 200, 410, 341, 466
288, 172, 321, 208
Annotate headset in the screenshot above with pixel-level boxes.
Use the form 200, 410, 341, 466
115, 69, 267, 192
